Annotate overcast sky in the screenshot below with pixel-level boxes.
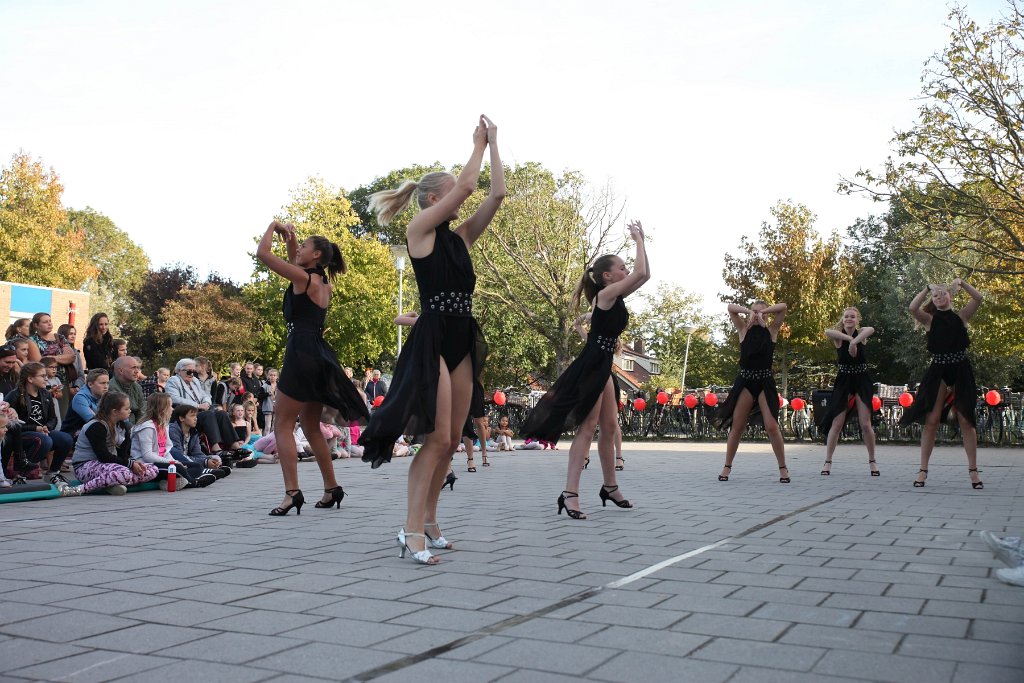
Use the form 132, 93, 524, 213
0, 0, 1009, 309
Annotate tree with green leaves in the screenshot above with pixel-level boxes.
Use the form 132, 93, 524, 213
0, 151, 96, 288
120, 265, 202, 367
348, 163, 447, 245
243, 177, 397, 369
63, 207, 151, 328
155, 282, 261, 370
843, 2, 1024, 276
721, 201, 859, 396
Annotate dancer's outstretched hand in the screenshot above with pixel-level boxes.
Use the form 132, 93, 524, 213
482, 114, 498, 143
271, 221, 296, 240
473, 117, 488, 148
627, 220, 644, 242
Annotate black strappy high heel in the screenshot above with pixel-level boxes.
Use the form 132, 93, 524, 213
719, 464, 731, 481
615, 456, 625, 471
913, 469, 927, 487
969, 468, 983, 489
583, 457, 590, 470
599, 484, 633, 508
443, 472, 457, 491
779, 466, 791, 484
869, 460, 880, 476
315, 486, 345, 509
269, 489, 304, 516
820, 460, 832, 476
557, 491, 587, 519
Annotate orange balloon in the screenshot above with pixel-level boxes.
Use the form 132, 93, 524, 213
898, 392, 913, 408
684, 394, 698, 409
704, 392, 718, 407
985, 389, 1001, 406
494, 391, 507, 406
633, 398, 647, 411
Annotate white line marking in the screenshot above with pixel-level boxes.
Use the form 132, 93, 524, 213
59, 653, 131, 681
605, 537, 735, 589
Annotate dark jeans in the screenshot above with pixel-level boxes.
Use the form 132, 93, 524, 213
196, 409, 238, 450
3, 424, 25, 466
22, 429, 74, 473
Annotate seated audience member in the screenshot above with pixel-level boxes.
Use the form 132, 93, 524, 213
112, 338, 128, 360
225, 377, 245, 406
494, 414, 514, 451
64, 392, 158, 496
82, 313, 115, 371
243, 401, 262, 440
140, 367, 170, 398
0, 345, 19, 394
61, 368, 109, 436
169, 404, 229, 479
30, 313, 75, 415
4, 318, 31, 344
261, 368, 278, 431
364, 369, 388, 401
131, 393, 216, 489
9, 338, 31, 371
0, 413, 11, 488
193, 356, 221, 405
164, 358, 241, 451
240, 362, 261, 398
0, 349, 28, 476
108, 356, 145, 424
6, 362, 75, 487
57, 324, 85, 392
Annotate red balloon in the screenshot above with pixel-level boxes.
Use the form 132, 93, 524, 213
656, 391, 669, 405
779, 395, 788, 409
372, 395, 384, 407
791, 397, 806, 411
986, 389, 1001, 406
494, 391, 507, 406
633, 398, 647, 411
872, 395, 882, 411
618, 400, 626, 410
898, 392, 914, 408
704, 392, 718, 407
684, 394, 698, 409
848, 395, 856, 409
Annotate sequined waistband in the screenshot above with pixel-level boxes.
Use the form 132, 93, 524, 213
286, 322, 323, 335
739, 368, 772, 380
421, 291, 473, 317
589, 334, 618, 353
837, 364, 868, 374
932, 350, 968, 364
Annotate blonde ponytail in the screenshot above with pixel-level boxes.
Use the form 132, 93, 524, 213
368, 171, 456, 226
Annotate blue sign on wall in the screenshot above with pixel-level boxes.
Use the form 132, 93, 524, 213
10, 286, 52, 314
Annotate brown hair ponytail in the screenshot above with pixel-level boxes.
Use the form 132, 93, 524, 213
309, 236, 347, 282
572, 254, 618, 313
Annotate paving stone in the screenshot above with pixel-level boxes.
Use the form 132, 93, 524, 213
691, 639, 827, 671
0, 611, 138, 642
969, 618, 1024, 645
751, 602, 859, 627
780, 623, 901, 654
952, 662, 1024, 683
797, 578, 890, 596
476, 639, 616, 675
159, 582, 274, 605
652, 593, 762, 616
884, 583, 983, 603
184, 632, 305, 664
568, 604, 685, 629
856, 612, 969, 638
280, 617, 416, 647
112, 658, 273, 683
71, 622, 216, 653
0, 638, 87, 671
373, 659, 514, 683
822, 593, 925, 614
9, 651, 173, 683
728, 585, 828, 606
899, 634, 1024, 668
589, 650, 737, 683
923, 600, 1023, 622
728, 667, 869, 683
578, 625, 710, 656
672, 613, 792, 642
813, 649, 957, 683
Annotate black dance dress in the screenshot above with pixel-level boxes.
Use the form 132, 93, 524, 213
712, 325, 780, 430
277, 267, 370, 423
521, 296, 629, 444
359, 222, 488, 468
900, 309, 976, 427
814, 339, 874, 430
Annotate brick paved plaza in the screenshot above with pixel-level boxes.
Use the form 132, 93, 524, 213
1, 442, 1022, 682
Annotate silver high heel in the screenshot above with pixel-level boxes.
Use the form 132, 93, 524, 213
396, 528, 438, 564
424, 521, 453, 549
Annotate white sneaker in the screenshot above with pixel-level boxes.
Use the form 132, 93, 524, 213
980, 531, 1024, 567
49, 472, 71, 489
60, 485, 84, 497
995, 565, 1024, 587
105, 484, 128, 495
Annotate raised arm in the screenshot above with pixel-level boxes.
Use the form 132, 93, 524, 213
256, 221, 316, 291
395, 311, 420, 327
850, 326, 875, 345
573, 312, 592, 342
824, 329, 852, 345
408, 117, 489, 256
765, 302, 788, 339
597, 221, 651, 307
457, 116, 506, 248
728, 304, 752, 334
954, 278, 983, 322
908, 286, 932, 327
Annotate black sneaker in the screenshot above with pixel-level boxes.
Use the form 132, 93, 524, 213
48, 472, 71, 489
216, 466, 231, 478
204, 467, 227, 480
195, 473, 218, 488
234, 458, 257, 469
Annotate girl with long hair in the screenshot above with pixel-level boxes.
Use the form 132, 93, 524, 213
521, 221, 650, 519
713, 300, 790, 483
5, 362, 75, 488
817, 307, 878, 476
256, 222, 371, 516
5, 318, 30, 343
66, 392, 158, 495
902, 279, 984, 488
83, 313, 114, 371
359, 115, 505, 564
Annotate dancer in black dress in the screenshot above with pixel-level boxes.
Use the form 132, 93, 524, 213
360, 115, 505, 564
521, 220, 650, 519
714, 301, 790, 483
901, 279, 984, 489
256, 222, 371, 515
817, 307, 879, 476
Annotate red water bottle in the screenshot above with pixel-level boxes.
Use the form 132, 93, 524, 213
167, 461, 177, 493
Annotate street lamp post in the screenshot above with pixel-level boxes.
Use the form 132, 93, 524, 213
396, 256, 406, 356
681, 324, 698, 392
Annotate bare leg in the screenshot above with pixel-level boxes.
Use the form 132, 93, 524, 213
614, 418, 624, 469
721, 389, 755, 479
424, 356, 473, 542
917, 382, 949, 485
854, 396, 877, 473
563, 396, 603, 517
823, 407, 851, 473
272, 392, 303, 510
956, 409, 980, 486
758, 392, 788, 480
297, 403, 339, 504
596, 380, 630, 503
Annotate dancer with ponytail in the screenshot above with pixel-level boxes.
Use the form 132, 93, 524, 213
521, 221, 650, 520
359, 115, 505, 564
257, 223, 370, 516
714, 300, 790, 483
902, 279, 984, 489
817, 307, 878, 476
